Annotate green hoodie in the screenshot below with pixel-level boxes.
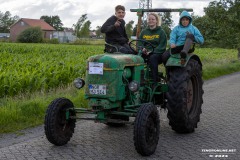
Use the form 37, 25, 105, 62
138, 26, 167, 54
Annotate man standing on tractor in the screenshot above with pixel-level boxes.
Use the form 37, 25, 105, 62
101, 5, 133, 54
138, 13, 167, 85
162, 10, 204, 62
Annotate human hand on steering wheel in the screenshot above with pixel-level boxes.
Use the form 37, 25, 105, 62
129, 39, 155, 56
142, 48, 151, 55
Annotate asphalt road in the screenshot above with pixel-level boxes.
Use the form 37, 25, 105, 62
0, 72, 240, 160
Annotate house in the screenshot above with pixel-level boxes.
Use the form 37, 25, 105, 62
89, 30, 97, 38
0, 33, 10, 39
10, 18, 55, 42
53, 28, 77, 43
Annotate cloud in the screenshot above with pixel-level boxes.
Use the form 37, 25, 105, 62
0, 0, 212, 29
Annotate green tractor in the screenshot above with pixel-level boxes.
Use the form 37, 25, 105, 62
44, 8, 204, 156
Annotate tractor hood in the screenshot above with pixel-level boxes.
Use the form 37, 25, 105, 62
87, 53, 144, 70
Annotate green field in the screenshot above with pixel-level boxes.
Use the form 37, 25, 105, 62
0, 43, 104, 97
0, 43, 240, 133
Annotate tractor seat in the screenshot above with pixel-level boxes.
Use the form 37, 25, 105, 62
104, 43, 119, 53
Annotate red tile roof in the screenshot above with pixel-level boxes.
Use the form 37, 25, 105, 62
20, 18, 55, 31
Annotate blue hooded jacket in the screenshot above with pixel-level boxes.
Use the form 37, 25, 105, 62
170, 10, 204, 46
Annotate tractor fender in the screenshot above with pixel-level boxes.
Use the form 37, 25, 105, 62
189, 54, 202, 67
165, 53, 202, 67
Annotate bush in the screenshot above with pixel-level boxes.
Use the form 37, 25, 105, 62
17, 27, 43, 43
0, 38, 10, 43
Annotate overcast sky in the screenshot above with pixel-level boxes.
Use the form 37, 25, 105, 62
0, 0, 214, 29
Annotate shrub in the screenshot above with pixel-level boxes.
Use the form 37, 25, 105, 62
17, 27, 43, 43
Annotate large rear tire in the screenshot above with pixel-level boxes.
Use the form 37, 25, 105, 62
134, 103, 160, 156
44, 98, 76, 145
167, 59, 203, 133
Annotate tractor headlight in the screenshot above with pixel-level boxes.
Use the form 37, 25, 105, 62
73, 78, 85, 89
128, 80, 139, 92
123, 68, 131, 79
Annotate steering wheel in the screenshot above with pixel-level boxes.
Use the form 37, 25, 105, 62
129, 39, 155, 55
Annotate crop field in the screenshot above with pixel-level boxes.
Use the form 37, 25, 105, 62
1, 43, 240, 98
0, 43, 104, 97
1, 43, 240, 97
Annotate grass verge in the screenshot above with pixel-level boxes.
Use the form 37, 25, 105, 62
0, 85, 87, 133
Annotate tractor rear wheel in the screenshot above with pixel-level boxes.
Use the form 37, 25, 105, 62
134, 103, 160, 156
167, 59, 203, 133
44, 98, 76, 145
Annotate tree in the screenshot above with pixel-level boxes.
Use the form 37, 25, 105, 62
40, 15, 51, 25
79, 20, 91, 38
40, 15, 64, 31
0, 11, 19, 32
161, 24, 171, 39
126, 20, 134, 38
17, 27, 43, 43
159, 12, 173, 39
159, 12, 173, 28
95, 26, 104, 38
73, 14, 87, 38
184, 0, 240, 48
200, 0, 240, 48
192, 14, 215, 46
51, 15, 64, 31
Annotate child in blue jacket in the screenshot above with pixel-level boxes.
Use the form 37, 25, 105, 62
162, 10, 204, 62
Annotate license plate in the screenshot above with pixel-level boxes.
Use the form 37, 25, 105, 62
89, 84, 106, 95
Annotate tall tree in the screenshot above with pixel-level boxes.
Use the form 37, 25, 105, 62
51, 15, 64, 31
73, 14, 87, 38
159, 12, 173, 28
125, 20, 134, 38
40, 15, 51, 25
0, 11, 19, 32
159, 12, 173, 39
40, 15, 64, 31
79, 20, 91, 38
200, 0, 240, 48
95, 26, 104, 38
192, 14, 214, 46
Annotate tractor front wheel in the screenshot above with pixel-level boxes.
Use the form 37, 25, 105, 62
44, 98, 76, 146
134, 103, 160, 156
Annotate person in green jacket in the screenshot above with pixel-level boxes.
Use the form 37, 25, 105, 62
138, 12, 167, 84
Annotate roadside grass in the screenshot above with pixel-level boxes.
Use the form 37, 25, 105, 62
198, 48, 240, 79
0, 85, 87, 133
0, 47, 240, 134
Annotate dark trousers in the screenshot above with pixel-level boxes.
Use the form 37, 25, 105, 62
117, 44, 135, 54
105, 43, 134, 54
150, 46, 185, 83
148, 54, 163, 83
161, 45, 184, 64
162, 33, 195, 64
